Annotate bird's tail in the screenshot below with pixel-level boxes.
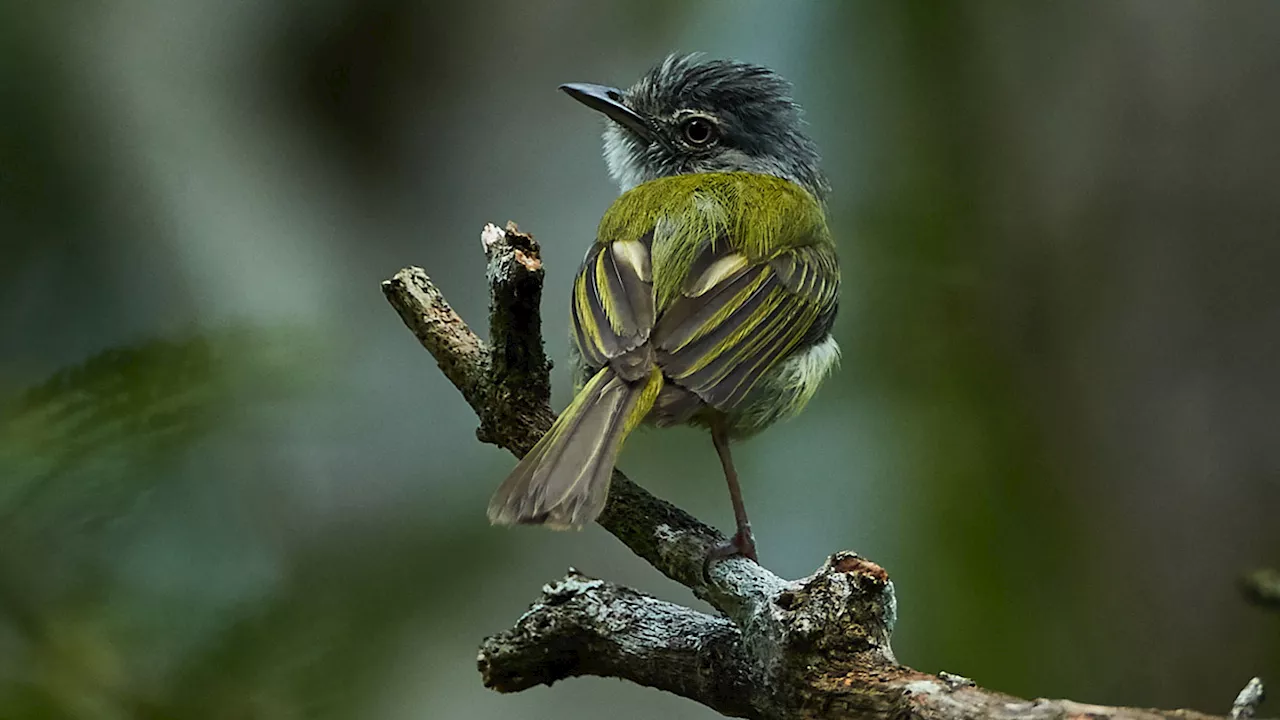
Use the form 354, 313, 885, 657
487, 365, 663, 529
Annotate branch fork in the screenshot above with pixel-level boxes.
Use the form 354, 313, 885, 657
383, 222, 1269, 720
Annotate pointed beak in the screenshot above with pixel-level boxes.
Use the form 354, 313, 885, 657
559, 82, 655, 142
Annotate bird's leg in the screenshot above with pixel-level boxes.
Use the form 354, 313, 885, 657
708, 417, 758, 564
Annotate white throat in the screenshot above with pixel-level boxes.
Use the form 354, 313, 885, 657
602, 124, 649, 192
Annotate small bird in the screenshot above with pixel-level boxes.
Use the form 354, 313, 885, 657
488, 54, 839, 563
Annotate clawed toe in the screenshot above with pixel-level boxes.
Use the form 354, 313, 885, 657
702, 526, 759, 580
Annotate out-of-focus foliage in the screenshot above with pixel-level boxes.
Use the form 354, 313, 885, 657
1, 1, 1278, 718
2, 331, 311, 535
0, 329, 316, 715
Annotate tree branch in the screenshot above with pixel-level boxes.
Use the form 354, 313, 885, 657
477, 570, 756, 718
1232, 678, 1267, 720
383, 222, 1270, 720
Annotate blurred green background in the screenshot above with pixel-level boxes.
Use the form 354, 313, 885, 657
2, 1, 1278, 718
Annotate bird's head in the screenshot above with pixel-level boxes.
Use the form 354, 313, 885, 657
561, 54, 829, 202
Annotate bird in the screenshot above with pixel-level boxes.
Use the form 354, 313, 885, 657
487, 54, 839, 563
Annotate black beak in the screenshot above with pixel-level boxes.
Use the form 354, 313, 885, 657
559, 83, 654, 142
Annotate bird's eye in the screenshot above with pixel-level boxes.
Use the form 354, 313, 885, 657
680, 116, 718, 146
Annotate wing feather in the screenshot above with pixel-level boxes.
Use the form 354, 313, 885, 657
654, 241, 838, 411
571, 236, 657, 381
651, 266, 772, 354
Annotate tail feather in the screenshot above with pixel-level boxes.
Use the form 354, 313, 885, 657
487, 366, 661, 529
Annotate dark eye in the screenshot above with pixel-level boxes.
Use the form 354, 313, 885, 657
680, 116, 718, 146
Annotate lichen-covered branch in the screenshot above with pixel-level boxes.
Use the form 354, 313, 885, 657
1233, 678, 1266, 720
382, 261, 489, 412
476, 563, 1249, 720
477, 571, 756, 719
383, 223, 1270, 720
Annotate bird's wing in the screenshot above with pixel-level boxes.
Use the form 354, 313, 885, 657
570, 233, 656, 381
651, 239, 839, 411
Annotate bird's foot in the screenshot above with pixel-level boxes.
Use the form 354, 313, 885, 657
702, 525, 758, 580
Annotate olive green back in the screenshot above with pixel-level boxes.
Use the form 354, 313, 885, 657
596, 172, 831, 311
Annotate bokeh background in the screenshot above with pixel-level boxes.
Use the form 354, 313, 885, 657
2, 1, 1278, 718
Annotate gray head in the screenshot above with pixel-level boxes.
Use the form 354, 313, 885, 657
561, 54, 829, 202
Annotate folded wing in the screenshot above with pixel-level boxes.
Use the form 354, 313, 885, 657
651, 239, 839, 411
571, 234, 655, 381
